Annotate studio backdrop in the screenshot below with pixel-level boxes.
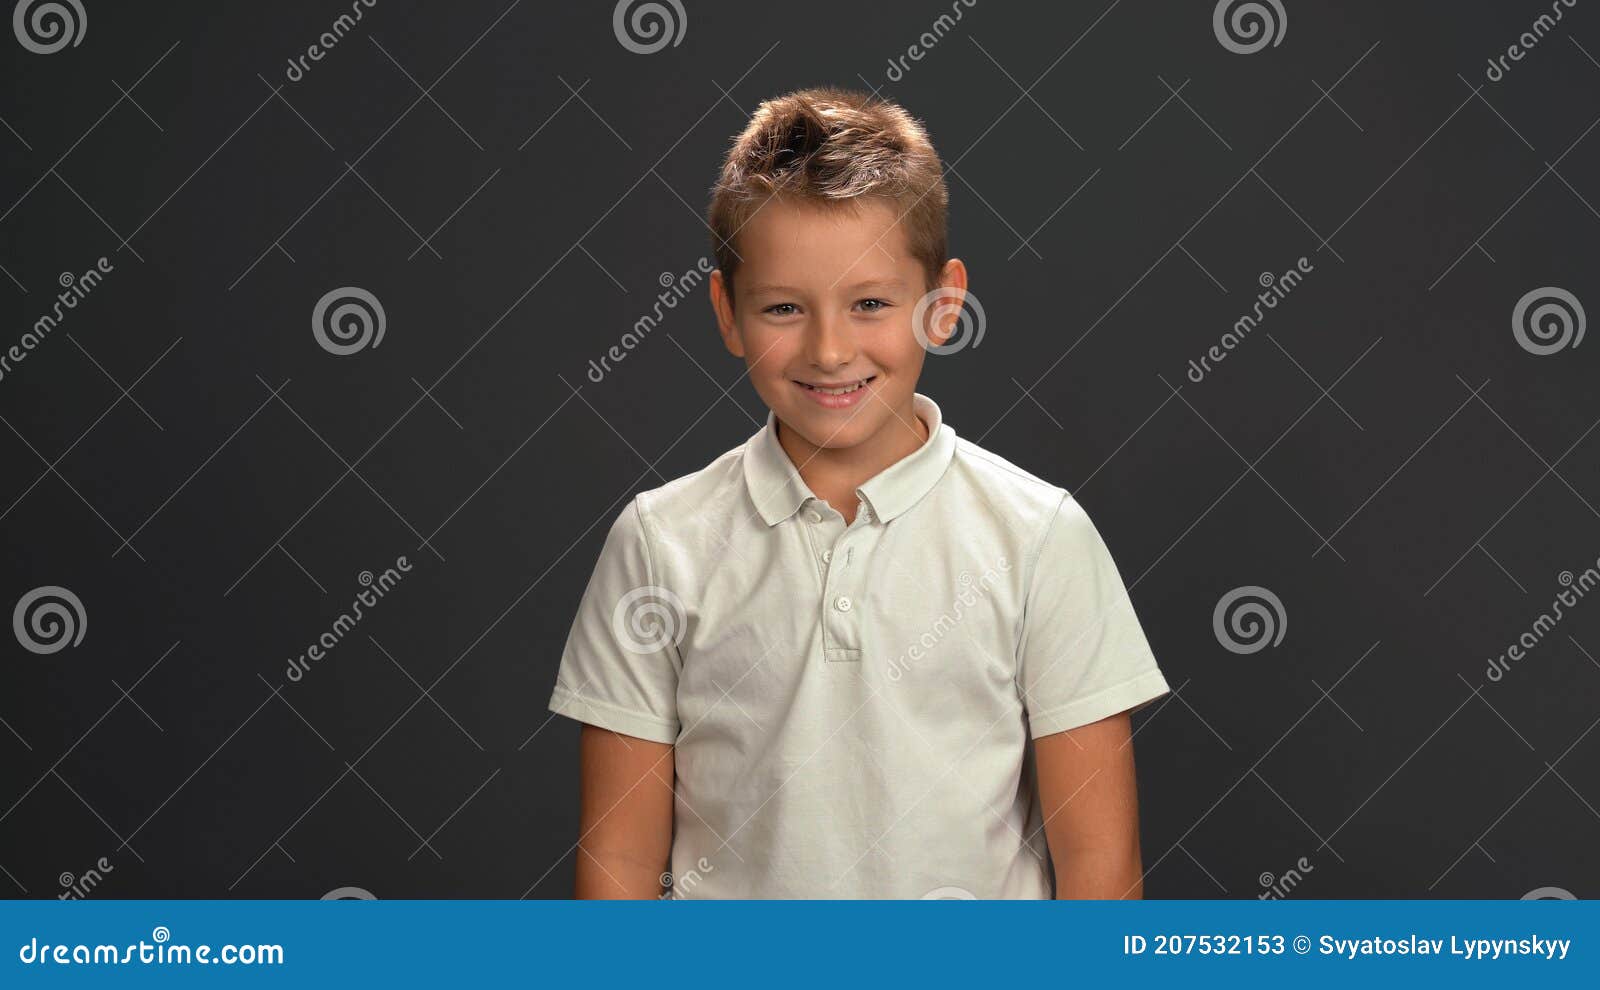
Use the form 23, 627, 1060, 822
1, 0, 1597, 899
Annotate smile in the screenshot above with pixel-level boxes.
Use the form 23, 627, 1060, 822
797, 378, 870, 394
793, 375, 877, 408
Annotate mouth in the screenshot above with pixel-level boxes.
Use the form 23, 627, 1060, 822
794, 376, 875, 395
792, 375, 878, 409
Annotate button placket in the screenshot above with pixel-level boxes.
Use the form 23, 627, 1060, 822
803, 502, 859, 662
821, 511, 866, 662
800, 500, 839, 585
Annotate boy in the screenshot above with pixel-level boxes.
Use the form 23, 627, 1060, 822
548, 88, 1170, 899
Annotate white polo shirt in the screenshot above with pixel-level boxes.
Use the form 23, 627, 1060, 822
548, 392, 1169, 898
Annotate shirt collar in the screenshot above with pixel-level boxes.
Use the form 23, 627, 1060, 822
742, 392, 957, 527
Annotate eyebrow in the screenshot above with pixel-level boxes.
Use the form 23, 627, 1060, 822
847, 278, 907, 292
744, 278, 907, 296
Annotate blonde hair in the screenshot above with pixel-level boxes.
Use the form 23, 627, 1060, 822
707, 87, 948, 299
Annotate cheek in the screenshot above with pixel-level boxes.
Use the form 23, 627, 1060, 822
739, 324, 795, 374
868, 317, 927, 369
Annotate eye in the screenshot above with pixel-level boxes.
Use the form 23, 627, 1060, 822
855, 298, 891, 313
763, 303, 798, 317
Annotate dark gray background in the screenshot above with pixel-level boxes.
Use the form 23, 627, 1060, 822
1, 0, 1597, 899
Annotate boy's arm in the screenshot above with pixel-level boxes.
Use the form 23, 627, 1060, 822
575, 725, 675, 899
1033, 711, 1145, 899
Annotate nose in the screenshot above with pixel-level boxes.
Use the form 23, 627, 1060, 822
802, 308, 857, 371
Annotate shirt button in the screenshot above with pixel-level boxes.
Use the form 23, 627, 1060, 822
834, 595, 852, 613
821, 549, 832, 563
807, 510, 822, 523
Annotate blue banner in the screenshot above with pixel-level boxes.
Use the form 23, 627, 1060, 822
1, 899, 1594, 986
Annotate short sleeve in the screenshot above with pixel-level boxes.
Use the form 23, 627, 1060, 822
547, 497, 682, 744
1017, 494, 1170, 738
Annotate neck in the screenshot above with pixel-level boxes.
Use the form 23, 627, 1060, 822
775, 400, 928, 521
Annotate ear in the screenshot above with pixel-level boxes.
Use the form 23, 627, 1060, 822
922, 258, 970, 350
709, 270, 744, 358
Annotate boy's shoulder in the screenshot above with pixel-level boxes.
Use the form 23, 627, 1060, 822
945, 433, 1080, 555
627, 436, 752, 536
948, 434, 1065, 509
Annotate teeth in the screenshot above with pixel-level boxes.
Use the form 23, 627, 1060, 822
803, 380, 866, 395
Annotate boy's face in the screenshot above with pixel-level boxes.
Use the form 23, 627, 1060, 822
710, 197, 965, 453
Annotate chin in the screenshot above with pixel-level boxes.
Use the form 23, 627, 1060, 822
788, 410, 877, 448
